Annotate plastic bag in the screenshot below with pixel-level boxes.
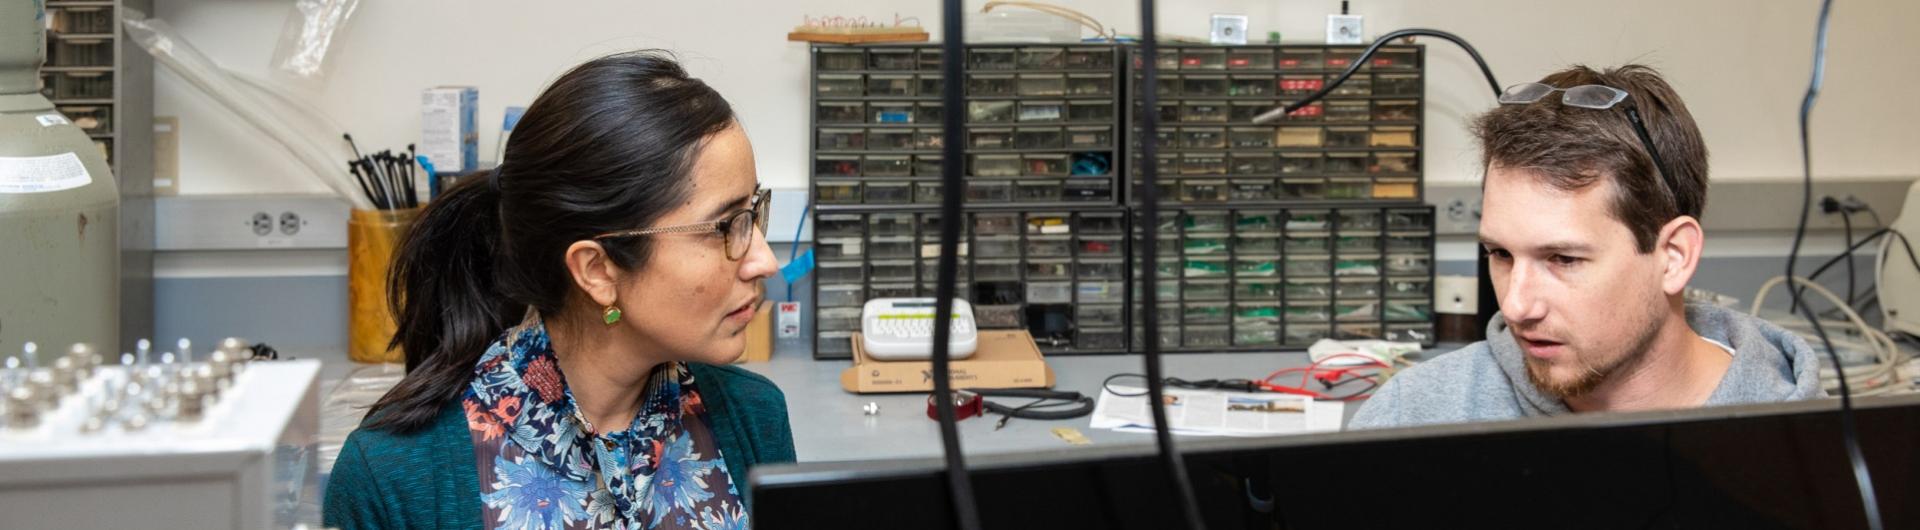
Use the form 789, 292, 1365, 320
270, 0, 360, 91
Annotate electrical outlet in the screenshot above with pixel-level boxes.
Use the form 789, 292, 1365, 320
278, 212, 302, 236
157, 195, 350, 250
249, 212, 273, 236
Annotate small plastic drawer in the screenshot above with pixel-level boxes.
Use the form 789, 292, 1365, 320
1226, 48, 1274, 69
1336, 323, 1383, 341
1180, 102, 1229, 124
1184, 280, 1231, 302
972, 154, 1022, 177
916, 102, 946, 123
919, 259, 969, 283
1326, 50, 1366, 71
1371, 126, 1418, 148
918, 75, 945, 97
817, 102, 865, 124
817, 128, 865, 151
817, 214, 864, 237
1336, 236, 1381, 254
1285, 259, 1330, 277
1235, 235, 1280, 255
814, 180, 860, 205
974, 236, 1021, 258
1066, 126, 1113, 149
818, 284, 866, 307
1180, 49, 1227, 70
1068, 100, 1115, 122
1387, 209, 1434, 230
1235, 279, 1281, 300
1373, 100, 1419, 122
1279, 178, 1328, 200
1077, 304, 1125, 327
1338, 211, 1382, 232
1278, 49, 1324, 70
1386, 323, 1436, 343
1285, 325, 1331, 345
1028, 281, 1073, 304
1066, 47, 1113, 69
1026, 213, 1072, 234
869, 48, 917, 70
975, 259, 1022, 280
867, 129, 913, 151
1325, 126, 1368, 148
970, 48, 1018, 70
1178, 180, 1229, 203
862, 155, 912, 177
1078, 236, 1122, 257
1386, 300, 1432, 322
1013, 127, 1063, 150
1184, 302, 1230, 324
1078, 259, 1124, 280
816, 49, 864, 71
1185, 326, 1232, 348
1386, 255, 1432, 276
974, 213, 1021, 235
1027, 259, 1071, 280
870, 260, 916, 282
1372, 152, 1418, 175
1335, 301, 1380, 321
1024, 154, 1070, 176
1235, 303, 1281, 325
1235, 324, 1281, 346
1027, 236, 1072, 258
817, 331, 855, 356
969, 101, 1016, 123
1020, 47, 1066, 69
1331, 76, 1372, 96
1016, 179, 1064, 203
1285, 279, 1332, 300
1325, 152, 1368, 174
1227, 101, 1270, 123
1229, 75, 1273, 97
815, 237, 863, 261
914, 129, 945, 150
1235, 258, 1279, 278
1388, 278, 1432, 299
1229, 127, 1275, 149
863, 181, 912, 204
871, 103, 915, 124
1287, 302, 1332, 323
817, 262, 867, 284
1326, 101, 1370, 122
975, 304, 1025, 329
1077, 281, 1123, 304
1277, 151, 1322, 174
1077, 328, 1127, 351
1231, 153, 1276, 175
1280, 74, 1324, 96
1080, 212, 1125, 234
1067, 73, 1114, 96
1018, 74, 1067, 97
48, 37, 113, 67
1334, 259, 1381, 277
818, 307, 862, 332
866, 236, 916, 260
45, 71, 113, 99
1230, 180, 1277, 201
969, 74, 1017, 97
1018, 100, 1066, 122
49, 7, 115, 34
1135, 327, 1182, 349
1375, 73, 1422, 96
868, 74, 915, 96
913, 156, 944, 178
1336, 279, 1382, 299
1183, 237, 1227, 256
863, 213, 911, 238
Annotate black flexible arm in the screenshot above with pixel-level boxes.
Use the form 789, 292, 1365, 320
931, 0, 982, 528
1253, 28, 1503, 123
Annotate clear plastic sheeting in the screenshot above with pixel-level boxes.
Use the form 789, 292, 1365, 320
270, 0, 360, 91
122, 10, 373, 209
319, 363, 404, 478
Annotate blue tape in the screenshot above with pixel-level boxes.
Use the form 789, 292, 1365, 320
781, 248, 815, 286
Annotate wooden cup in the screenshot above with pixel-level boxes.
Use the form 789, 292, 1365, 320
348, 208, 420, 364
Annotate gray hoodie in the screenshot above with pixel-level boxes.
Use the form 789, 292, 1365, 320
1348, 303, 1826, 429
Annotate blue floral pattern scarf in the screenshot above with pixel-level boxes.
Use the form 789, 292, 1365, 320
463, 321, 748, 530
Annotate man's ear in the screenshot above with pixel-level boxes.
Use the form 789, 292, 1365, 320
1654, 216, 1704, 296
564, 240, 622, 307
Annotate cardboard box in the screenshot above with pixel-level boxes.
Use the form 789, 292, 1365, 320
421, 86, 478, 176
839, 330, 1054, 393
735, 304, 772, 364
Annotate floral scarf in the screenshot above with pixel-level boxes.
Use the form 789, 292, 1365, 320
462, 321, 747, 530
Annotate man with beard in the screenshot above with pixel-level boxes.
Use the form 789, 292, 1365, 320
1348, 65, 1824, 429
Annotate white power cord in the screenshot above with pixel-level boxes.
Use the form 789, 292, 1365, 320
1751, 276, 1909, 395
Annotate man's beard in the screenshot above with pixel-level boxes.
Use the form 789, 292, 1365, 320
1520, 307, 1664, 400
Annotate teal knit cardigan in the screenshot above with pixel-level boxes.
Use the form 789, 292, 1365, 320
322, 363, 795, 529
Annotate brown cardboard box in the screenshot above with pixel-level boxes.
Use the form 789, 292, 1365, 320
734, 304, 773, 364
839, 330, 1054, 393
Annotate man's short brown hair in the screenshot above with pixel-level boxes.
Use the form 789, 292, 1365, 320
1472, 64, 1709, 253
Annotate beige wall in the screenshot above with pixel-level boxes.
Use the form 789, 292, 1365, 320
155, 0, 1919, 195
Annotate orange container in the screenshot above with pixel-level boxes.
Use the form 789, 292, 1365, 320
348, 208, 420, 364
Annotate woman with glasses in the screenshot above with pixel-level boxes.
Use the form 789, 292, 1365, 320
326, 51, 792, 530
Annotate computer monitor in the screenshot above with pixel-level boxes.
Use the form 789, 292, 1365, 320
751, 394, 1920, 529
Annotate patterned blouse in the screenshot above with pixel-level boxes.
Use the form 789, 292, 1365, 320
461, 321, 748, 530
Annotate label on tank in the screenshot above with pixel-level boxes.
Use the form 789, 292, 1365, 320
0, 153, 92, 193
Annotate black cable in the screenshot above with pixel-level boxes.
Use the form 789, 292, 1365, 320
1842, 209, 1857, 306
930, 0, 980, 527
967, 388, 1095, 429
1103, 373, 1267, 396
1786, 1, 1883, 527
1136, 1, 1205, 528
1253, 28, 1503, 123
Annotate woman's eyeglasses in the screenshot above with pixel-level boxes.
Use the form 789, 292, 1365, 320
593, 187, 771, 261
1498, 82, 1687, 214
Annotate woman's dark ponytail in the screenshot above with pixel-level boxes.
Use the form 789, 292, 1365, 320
363, 171, 522, 432
359, 51, 736, 433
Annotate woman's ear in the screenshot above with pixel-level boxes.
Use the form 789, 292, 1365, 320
564, 240, 621, 307
1655, 216, 1705, 296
